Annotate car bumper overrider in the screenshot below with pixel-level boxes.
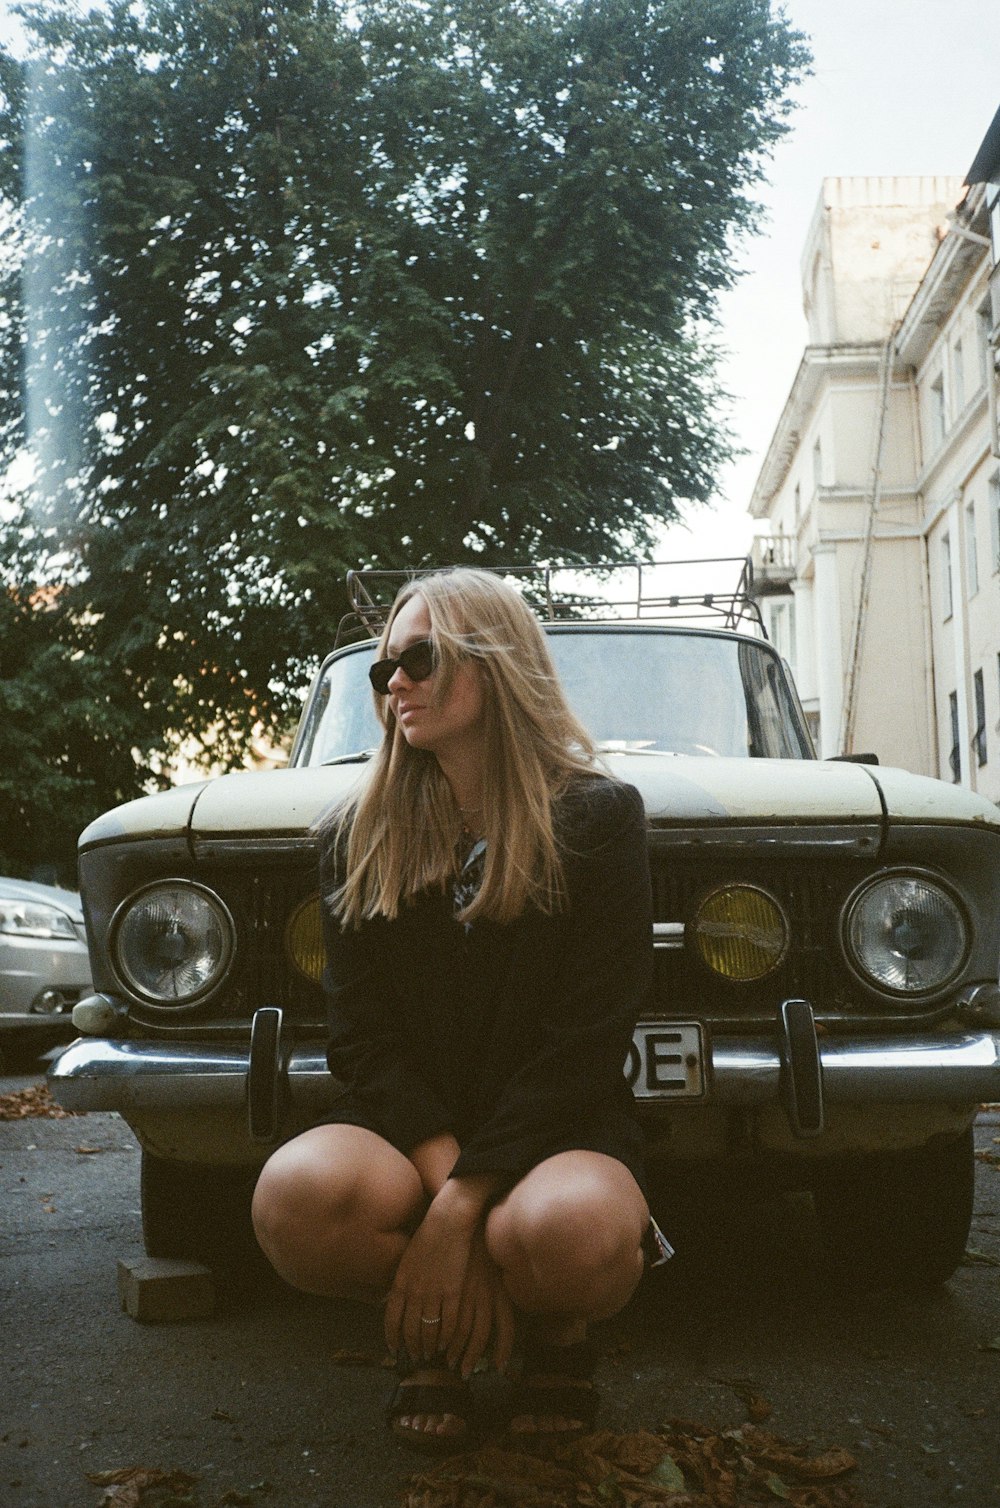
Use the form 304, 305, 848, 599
49, 1001, 1000, 1163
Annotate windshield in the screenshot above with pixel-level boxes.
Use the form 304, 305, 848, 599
293, 629, 813, 767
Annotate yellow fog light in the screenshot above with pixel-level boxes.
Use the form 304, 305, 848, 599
286, 894, 325, 984
691, 884, 788, 982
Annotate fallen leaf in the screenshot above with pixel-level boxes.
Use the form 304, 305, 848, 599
963, 1248, 1000, 1267
765, 1471, 793, 1500
86, 1465, 199, 1507
715, 1376, 774, 1422
75, 1145, 102, 1155
42, 1204, 56, 1214
646, 1452, 685, 1491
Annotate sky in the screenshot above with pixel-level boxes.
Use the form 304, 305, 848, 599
2, 0, 999, 567
662, 0, 1000, 562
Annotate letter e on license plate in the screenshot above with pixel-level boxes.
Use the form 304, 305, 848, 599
625, 1023, 705, 1099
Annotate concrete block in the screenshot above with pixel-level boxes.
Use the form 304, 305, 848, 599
117, 1256, 215, 1323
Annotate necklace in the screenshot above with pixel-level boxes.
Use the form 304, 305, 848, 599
458, 803, 483, 840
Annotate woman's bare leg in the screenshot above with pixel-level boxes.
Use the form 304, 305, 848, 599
251, 1126, 463, 1440
251, 1124, 424, 1299
485, 1151, 648, 1433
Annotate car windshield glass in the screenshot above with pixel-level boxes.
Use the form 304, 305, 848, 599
293, 630, 812, 766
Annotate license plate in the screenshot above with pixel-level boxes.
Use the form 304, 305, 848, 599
625, 1022, 705, 1100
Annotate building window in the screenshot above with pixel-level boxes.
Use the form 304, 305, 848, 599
812, 438, 823, 491
966, 500, 979, 596
978, 299, 992, 387
991, 473, 1000, 571
929, 374, 946, 449
949, 691, 961, 782
974, 669, 987, 767
769, 599, 797, 673
953, 339, 965, 414
942, 532, 953, 619
793, 482, 801, 528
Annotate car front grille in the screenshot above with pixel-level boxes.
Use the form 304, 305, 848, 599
649, 852, 886, 1023
127, 848, 929, 1036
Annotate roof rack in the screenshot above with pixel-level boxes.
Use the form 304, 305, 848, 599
336, 558, 764, 646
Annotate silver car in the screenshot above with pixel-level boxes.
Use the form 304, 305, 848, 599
0, 877, 92, 1065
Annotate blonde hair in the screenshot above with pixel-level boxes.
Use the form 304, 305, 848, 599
319, 568, 603, 927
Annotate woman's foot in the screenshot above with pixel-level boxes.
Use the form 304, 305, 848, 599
507, 1324, 598, 1440
387, 1366, 470, 1450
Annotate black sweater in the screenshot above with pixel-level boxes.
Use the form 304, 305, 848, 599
320, 776, 654, 1192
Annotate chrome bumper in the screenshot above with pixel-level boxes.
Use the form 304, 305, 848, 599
49, 1026, 1000, 1115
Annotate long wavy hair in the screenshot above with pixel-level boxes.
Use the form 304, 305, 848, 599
319, 568, 603, 927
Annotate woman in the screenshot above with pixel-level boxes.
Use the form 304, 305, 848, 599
252, 568, 661, 1449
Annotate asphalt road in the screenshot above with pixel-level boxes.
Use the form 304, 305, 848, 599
1, 1060, 999, 1508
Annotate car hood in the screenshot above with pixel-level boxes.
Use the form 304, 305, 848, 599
0, 876, 85, 922
77, 755, 1000, 850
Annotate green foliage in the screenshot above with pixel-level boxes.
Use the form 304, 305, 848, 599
0, 0, 808, 870
0, 510, 167, 882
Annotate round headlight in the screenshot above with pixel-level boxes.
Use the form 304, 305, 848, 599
843, 873, 968, 997
691, 884, 789, 982
112, 882, 234, 1006
286, 894, 325, 984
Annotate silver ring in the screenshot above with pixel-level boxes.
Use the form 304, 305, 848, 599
420, 1316, 441, 1325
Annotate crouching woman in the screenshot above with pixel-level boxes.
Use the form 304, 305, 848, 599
252, 568, 662, 1449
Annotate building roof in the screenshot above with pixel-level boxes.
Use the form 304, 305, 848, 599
966, 104, 1000, 185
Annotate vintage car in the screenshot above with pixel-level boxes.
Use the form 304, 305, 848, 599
49, 563, 1000, 1285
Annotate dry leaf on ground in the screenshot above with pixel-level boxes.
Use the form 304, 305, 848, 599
401, 1423, 865, 1508
0, 1081, 83, 1120
714, 1377, 774, 1422
86, 1465, 199, 1507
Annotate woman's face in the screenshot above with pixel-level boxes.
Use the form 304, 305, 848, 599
384, 593, 486, 763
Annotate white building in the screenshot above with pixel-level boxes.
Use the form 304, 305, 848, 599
749, 113, 1000, 800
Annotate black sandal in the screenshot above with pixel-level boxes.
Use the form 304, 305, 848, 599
386, 1364, 472, 1452
506, 1337, 599, 1442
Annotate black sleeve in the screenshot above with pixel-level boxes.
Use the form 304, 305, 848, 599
449, 780, 653, 1184
321, 844, 453, 1156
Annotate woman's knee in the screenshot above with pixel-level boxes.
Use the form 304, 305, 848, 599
488, 1154, 647, 1281
251, 1126, 422, 1280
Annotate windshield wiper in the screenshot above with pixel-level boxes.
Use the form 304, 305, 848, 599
320, 751, 376, 766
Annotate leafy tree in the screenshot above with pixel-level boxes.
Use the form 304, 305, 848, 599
0, 508, 164, 884
0, 0, 808, 871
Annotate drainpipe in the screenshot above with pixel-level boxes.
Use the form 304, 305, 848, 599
946, 496, 971, 789
812, 541, 844, 758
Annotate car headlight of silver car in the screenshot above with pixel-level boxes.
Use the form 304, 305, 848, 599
0, 899, 77, 940
842, 872, 968, 997
111, 881, 235, 1006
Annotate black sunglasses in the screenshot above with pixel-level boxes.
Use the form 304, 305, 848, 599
369, 638, 436, 695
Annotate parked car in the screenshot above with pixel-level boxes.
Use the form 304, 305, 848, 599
49, 563, 1000, 1285
1, 876, 92, 1068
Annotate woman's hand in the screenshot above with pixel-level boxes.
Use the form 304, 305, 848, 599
446, 1228, 516, 1379
384, 1199, 476, 1365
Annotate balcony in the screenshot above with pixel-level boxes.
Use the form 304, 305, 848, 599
749, 533, 796, 597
